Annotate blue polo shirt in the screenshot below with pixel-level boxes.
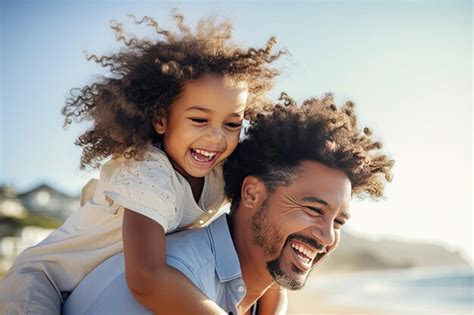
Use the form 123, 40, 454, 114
63, 215, 248, 314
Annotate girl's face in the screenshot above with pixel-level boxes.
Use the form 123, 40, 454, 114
154, 75, 248, 179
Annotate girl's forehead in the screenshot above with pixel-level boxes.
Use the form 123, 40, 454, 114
186, 74, 248, 91
171, 75, 249, 114
181, 76, 248, 103
222, 75, 249, 90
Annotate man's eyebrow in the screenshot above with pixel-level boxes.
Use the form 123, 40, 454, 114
302, 196, 351, 220
186, 106, 245, 117
302, 196, 329, 207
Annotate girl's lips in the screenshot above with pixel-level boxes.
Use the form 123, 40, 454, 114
189, 149, 220, 167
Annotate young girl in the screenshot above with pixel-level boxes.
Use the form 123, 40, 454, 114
0, 12, 286, 314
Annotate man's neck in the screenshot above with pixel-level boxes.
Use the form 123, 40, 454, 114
228, 214, 274, 313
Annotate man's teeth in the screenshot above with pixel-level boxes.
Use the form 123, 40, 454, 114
194, 149, 217, 157
291, 243, 317, 263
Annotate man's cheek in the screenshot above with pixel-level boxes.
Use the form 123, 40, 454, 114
283, 211, 317, 229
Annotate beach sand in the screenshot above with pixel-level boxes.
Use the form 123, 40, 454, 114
287, 289, 383, 315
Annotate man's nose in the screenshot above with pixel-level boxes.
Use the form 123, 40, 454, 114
310, 222, 336, 249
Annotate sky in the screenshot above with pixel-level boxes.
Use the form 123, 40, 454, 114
1, 0, 472, 261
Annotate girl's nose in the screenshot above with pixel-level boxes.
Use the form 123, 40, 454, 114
206, 127, 225, 144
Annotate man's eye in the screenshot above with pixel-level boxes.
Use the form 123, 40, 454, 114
307, 206, 322, 215
225, 122, 242, 129
189, 118, 207, 124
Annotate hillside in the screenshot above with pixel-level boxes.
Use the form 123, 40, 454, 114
315, 230, 470, 273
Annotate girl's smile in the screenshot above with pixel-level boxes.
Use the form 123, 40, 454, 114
190, 148, 220, 164
154, 75, 248, 181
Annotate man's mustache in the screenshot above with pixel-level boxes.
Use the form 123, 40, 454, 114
286, 234, 325, 252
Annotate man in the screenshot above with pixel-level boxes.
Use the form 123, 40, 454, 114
63, 94, 393, 314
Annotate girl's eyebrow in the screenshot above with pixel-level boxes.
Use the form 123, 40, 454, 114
186, 106, 211, 113
229, 110, 245, 118
186, 106, 244, 118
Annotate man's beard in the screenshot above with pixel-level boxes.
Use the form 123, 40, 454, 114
250, 200, 315, 290
266, 234, 321, 290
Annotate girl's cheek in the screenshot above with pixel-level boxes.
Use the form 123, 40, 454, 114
228, 133, 240, 149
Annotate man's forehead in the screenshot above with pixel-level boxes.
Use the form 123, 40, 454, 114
281, 161, 352, 208
292, 161, 350, 185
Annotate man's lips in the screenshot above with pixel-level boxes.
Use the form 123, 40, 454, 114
287, 237, 326, 271
291, 240, 318, 262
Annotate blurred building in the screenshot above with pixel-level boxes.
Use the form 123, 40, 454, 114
0, 226, 53, 271
0, 185, 27, 218
17, 184, 78, 221
0, 183, 79, 273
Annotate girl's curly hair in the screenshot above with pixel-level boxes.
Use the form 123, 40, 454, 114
62, 11, 284, 168
223, 93, 394, 210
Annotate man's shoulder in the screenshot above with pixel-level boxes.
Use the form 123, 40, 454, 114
164, 218, 223, 296
166, 223, 216, 272
164, 215, 237, 292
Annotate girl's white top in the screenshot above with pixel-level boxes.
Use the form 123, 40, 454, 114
9, 145, 228, 294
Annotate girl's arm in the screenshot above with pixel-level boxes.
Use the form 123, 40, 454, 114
256, 283, 288, 315
123, 209, 227, 315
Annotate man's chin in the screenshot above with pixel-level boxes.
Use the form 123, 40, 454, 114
275, 249, 329, 290
272, 271, 307, 291
266, 256, 309, 290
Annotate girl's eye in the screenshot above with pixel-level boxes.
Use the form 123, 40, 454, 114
225, 122, 242, 129
189, 118, 207, 124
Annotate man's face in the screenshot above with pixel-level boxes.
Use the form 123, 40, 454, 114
250, 161, 352, 290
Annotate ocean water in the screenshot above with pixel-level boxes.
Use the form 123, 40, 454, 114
309, 267, 473, 315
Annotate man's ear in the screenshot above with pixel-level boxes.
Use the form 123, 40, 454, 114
241, 176, 267, 209
153, 112, 168, 135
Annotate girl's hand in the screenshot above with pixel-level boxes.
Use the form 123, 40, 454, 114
122, 209, 227, 315
256, 283, 288, 315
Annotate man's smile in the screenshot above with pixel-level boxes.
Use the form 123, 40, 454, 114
290, 240, 318, 265
285, 236, 326, 273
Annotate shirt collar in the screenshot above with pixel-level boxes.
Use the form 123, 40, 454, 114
208, 214, 242, 282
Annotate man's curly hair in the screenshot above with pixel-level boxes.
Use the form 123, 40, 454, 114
62, 10, 284, 169
223, 93, 394, 210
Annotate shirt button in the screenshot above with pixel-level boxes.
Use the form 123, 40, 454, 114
237, 285, 244, 293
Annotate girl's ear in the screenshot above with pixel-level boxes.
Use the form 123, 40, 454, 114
153, 112, 168, 135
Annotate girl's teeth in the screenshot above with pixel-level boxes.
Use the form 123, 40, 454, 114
194, 149, 216, 157
191, 149, 216, 162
